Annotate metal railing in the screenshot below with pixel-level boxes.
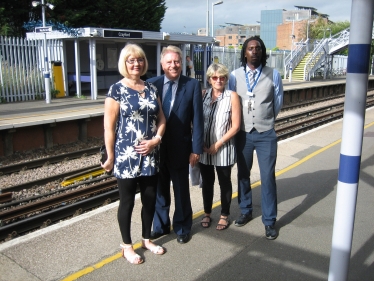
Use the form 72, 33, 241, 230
303, 38, 329, 80
0, 36, 63, 103
283, 39, 310, 80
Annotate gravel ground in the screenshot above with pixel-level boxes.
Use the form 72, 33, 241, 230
0, 137, 104, 167
0, 137, 104, 191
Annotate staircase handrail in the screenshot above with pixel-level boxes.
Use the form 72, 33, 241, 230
328, 28, 350, 54
303, 38, 329, 80
284, 38, 309, 79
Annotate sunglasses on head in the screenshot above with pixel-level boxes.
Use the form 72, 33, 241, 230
211, 76, 226, 81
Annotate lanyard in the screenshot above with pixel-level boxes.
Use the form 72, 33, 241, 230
244, 67, 262, 94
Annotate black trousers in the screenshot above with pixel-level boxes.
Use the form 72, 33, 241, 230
117, 175, 158, 244
199, 163, 233, 216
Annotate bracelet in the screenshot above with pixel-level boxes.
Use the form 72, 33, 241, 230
221, 139, 225, 145
153, 135, 162, 142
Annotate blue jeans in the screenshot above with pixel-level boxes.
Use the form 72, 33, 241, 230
235, 129, 278, 226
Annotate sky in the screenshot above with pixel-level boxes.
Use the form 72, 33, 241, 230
160, 0, 352, 34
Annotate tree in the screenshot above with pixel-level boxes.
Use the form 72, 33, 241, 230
0, 0, 32, 36
305, 17, 350, 55
308, 18, 350, 40
1, 0, 166, 37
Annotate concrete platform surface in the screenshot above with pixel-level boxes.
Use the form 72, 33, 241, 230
0, 108, 373, 280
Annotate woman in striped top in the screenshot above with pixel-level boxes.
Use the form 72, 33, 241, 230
199, 63, 241, 230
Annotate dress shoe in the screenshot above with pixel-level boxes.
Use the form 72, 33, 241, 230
265, 225, 278, 240
150, 230, 170, 240
176, 233, 190, 244
234, 213, 252, 227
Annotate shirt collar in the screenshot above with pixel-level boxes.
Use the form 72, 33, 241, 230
164, 76, 180, 85
246, 64, 262, 74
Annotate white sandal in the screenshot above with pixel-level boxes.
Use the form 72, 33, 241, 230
142, 239, 165, 255
120, 244, 144, 265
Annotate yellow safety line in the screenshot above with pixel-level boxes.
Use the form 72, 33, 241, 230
61, 120, 374, 281
60, 169, 106, 187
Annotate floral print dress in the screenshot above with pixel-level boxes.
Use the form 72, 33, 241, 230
107, 81, 160, 179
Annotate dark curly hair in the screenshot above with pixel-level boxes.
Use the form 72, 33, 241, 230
240, 36, 267, 68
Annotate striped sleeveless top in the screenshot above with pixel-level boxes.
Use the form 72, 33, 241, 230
199, 88, 236, 166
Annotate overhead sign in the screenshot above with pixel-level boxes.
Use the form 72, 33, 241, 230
103, 30, 142, 39
35, 26, 52, 33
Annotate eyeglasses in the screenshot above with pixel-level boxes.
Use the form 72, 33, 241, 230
247, 46, 262, 52
211, 76, 226, 81
126, 58, 145, 64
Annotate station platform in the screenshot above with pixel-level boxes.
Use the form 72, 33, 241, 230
0, 77, 353, 131
0, 105, 373, 279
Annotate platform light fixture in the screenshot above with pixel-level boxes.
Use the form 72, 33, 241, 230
32, 1, 55, 10
31, 0, 55, 104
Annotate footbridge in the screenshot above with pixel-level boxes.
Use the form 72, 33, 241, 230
284, 27, 374, 81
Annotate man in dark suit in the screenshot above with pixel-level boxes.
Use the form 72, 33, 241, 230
147, 45, 203, 244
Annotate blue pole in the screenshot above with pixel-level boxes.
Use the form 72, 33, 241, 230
328, 0, 374, 280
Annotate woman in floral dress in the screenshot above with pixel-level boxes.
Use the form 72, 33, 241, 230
101, 44, 166, 265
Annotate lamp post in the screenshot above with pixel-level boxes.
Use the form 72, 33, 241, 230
306, 19, 316, 41
206, 0, 209, 36
326, 28, 332, 38
211, 1, 223, 37
289, 19, 295, 82
31, 0, 54, 104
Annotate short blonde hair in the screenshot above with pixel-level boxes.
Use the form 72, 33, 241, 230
206, 63, 229, 82
160, 45, 183, 63
118, 43, 148, 78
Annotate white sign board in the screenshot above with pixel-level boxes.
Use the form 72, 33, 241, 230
35, 26, 52, 33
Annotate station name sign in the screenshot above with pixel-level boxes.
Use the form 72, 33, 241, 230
35, 26, 52, 33
103, 30, 142, 39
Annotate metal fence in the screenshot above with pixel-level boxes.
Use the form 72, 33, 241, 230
193, 45, 289, 82
0, 36, 63, 103
1, 37, 346, 103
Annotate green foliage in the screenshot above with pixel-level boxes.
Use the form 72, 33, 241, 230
1, 0, 166, 37
35, 94, 44, 100
306, 17, 350, 40
75, 94, 87, 99
50, 89, 60, 98
305, 17, 350, 55
0, 1, 32, 36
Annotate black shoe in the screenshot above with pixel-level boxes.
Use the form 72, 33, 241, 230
265, 225, 278, 240
177, 233, 191, 244
234, 214, 252, 227
150, 230, 170, 240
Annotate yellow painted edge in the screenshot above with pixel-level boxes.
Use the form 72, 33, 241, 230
61, 120, 374, 281
60, 169, 106, 187
61, 242, 142, 281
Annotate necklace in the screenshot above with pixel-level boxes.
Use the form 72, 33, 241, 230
137, 89, 145, 98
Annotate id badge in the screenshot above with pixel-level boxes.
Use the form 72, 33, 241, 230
246, 91, 253, 97
245, 100, 251, 113
250, 99, 255, 109
245, 100, 250, 108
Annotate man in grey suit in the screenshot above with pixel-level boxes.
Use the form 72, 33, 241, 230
147, 45, 204, 244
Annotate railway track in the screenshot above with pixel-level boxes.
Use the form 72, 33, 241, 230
1, 95, 373, 242
0, 147, 100, 176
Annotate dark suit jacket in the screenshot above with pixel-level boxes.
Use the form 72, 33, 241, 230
147, 75, 204, 169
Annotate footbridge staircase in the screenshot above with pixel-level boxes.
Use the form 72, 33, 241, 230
284, 28, 371, 81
